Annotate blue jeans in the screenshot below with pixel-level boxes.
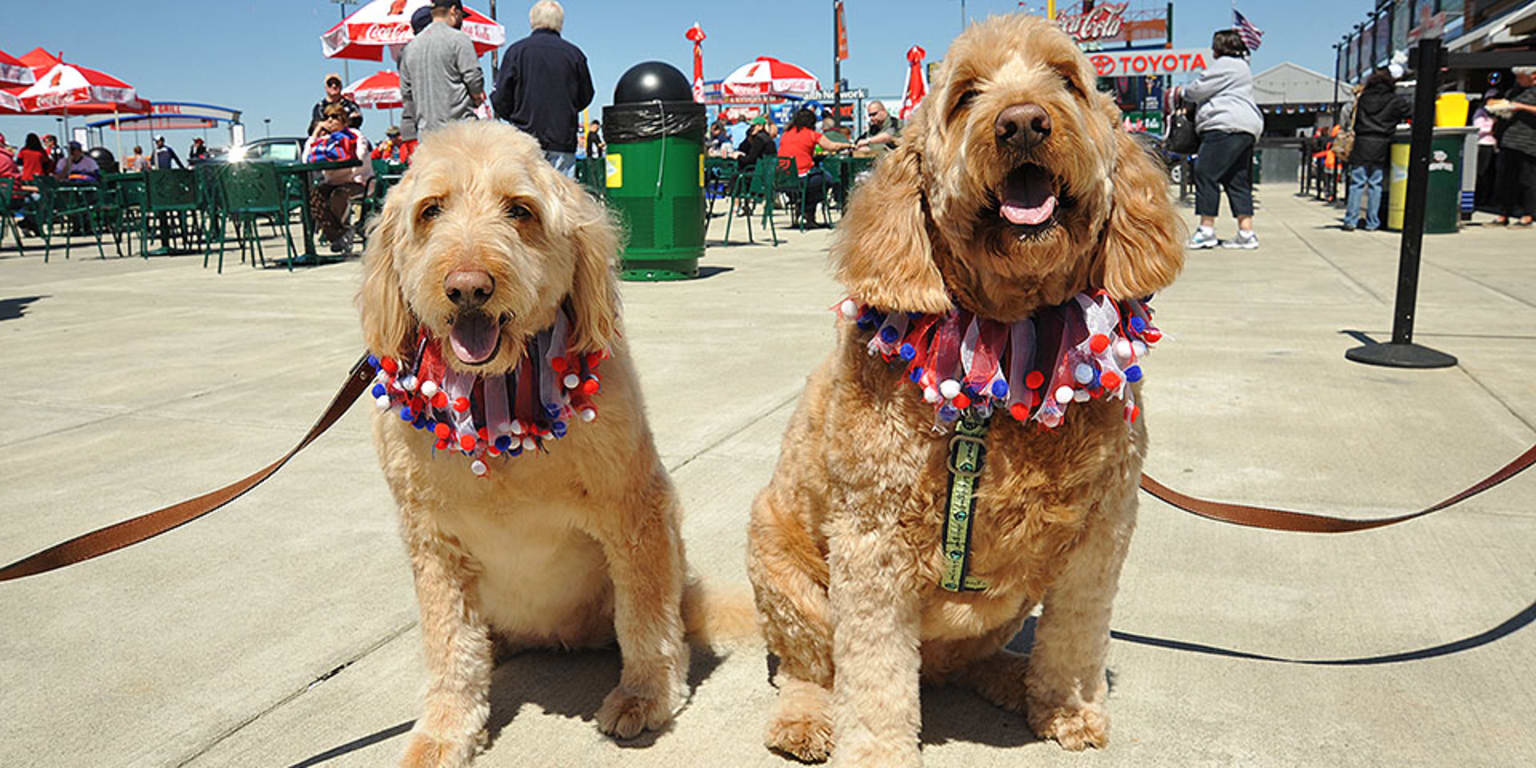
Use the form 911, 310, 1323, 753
1345, 164, 1384, 230
544, 150, 577, 178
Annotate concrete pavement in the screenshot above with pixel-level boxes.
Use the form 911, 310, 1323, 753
1, 184, 1533, 767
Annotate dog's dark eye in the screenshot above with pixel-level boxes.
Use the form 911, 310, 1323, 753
953, 89, 980, 113
1058, 72, 1084, 96
504, 202, 532, 220
419, 202, 442, 222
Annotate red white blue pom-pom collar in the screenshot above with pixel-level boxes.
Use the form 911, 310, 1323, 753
838, 291, 1161, 430
367, 306, 607, 476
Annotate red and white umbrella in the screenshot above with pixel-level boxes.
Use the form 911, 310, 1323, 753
320, 0, 505, 61
0, 49, 35, 87
899, 46, 928, 121
344, 70, 402, 109
721, 57, 820, 97
17, 61, 149, 114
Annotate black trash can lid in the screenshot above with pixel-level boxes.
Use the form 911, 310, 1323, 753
614, 61, 692, 105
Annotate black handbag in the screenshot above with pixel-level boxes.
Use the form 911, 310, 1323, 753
1165, 107, 1199, 155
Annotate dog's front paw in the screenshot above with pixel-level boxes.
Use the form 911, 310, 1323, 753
595, 681, 681, 739
765, 706, 833, 762
1028, 703, 1109, 751
398, 727, 479, 768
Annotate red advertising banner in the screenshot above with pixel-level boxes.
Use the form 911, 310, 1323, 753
1056, 2, 1168, 47
836, 2, 849, 61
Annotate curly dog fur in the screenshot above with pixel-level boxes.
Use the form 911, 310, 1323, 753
360, 122, 691, 767
747, 16, 1184, 767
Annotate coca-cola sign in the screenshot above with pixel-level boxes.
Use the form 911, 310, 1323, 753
1058, 3, 1128, 43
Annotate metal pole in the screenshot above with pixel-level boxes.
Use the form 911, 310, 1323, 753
1345, 38, 1456, 369
489, 0, 498, 82
340, 3, 350, 86
833, 0, 840, 130
1332, 42, 1342, 123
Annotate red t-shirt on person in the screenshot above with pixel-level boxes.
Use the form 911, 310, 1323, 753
16, 148, 48, 180
777, 127, 822, 177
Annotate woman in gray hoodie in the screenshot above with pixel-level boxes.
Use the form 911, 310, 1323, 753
1181, 29, 1264, 249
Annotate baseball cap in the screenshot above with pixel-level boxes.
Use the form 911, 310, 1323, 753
154, 134, 165, 141
410, 6, 433, 33
386, 125, 401, 136
68, 140, 82, 151
324, 72, 343, 87
750, 116, 767, 125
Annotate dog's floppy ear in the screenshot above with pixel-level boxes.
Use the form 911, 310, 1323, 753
359, 184, 414, 357
1094, 130, 1185, 299
832, 142, 951, 313
561, 184, 621, 354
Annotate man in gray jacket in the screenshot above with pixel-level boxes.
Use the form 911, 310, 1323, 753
399, 0, 486, 152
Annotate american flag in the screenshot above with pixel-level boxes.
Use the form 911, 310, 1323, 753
1233, 9, 1264, 53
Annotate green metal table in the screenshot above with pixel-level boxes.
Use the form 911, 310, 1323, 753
273, 158, 362, 265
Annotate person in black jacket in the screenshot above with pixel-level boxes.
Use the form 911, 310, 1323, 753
491, 0, 594, 177
1343, 68, 1411, 231
308, 74, 363, 135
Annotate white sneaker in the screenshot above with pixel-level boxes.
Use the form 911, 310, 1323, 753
1222, 230, 1259, 249
1187, 228, 1219, 249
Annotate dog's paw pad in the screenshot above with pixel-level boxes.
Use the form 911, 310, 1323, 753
399, 731, 474, 768
765, 710, 834, 762
595, 685, 676, 739
1031, 706, 1109, 751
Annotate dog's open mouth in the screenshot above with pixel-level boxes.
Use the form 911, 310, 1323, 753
997, 163, 1058, 234
448, 310, 503, 365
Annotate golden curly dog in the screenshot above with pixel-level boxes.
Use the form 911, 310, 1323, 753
747, 16, 1184, 767
360, 122, 695, 768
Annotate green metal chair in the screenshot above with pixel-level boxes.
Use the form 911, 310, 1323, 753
194, 165, 229, 265
140, 169, 200, 256
704, 157, 739, 222
99, 173, 147, 258
217, 162, 299, 273
722, 157, 779, 247
1, 178, 28, 253
36, 177, 108, 262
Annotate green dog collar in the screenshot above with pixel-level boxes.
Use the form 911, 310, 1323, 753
940, 412, 991, 592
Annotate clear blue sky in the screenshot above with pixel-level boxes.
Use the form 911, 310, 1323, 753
2, 0, 1373, 149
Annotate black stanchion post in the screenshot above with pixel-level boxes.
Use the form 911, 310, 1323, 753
1345, 38, 1458, 370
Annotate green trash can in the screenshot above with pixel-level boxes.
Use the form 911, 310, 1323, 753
1387, 128, 1466, 233
603, 62, 707, 281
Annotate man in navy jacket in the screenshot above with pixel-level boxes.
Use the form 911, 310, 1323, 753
492, 0, 594, 176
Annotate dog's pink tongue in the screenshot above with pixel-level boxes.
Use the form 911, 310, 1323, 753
1000, 165, 1056, 226
449, 311, 500, 365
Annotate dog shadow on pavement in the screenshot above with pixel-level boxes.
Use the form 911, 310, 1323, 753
482, 644, 726, 750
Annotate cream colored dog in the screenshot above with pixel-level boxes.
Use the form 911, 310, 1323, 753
360, 122, 690, 767
748, 16, 1183, 767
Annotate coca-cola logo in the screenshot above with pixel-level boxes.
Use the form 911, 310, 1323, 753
361, 22, 411, 45
1058, 3, 1128, 43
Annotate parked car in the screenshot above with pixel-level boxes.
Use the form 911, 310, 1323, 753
224, 137, 306, 164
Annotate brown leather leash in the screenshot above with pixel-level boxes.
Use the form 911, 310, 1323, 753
0, 355, 377, 583
1139, 442, 1536, 533
2, 351, 1532, 582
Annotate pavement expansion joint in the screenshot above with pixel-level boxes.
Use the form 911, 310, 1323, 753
171, 620, 419, 768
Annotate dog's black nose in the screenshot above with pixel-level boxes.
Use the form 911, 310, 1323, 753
444, 270, 495, 310
995, 104, 1051, 150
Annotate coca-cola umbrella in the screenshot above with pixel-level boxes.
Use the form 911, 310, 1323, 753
18, 59, 151, 164
721, 57, 820, 97
0, 48, 36, 87
344, 70, 402, 109
321, 0, 505, 61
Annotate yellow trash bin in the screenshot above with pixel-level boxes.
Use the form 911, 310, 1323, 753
1435, 92, 1469, 127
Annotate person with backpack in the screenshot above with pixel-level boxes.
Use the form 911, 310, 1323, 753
1341, 68, 1411, 231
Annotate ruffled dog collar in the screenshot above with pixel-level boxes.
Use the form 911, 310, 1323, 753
843, 292, 1161, 430
369, 307, 606, 475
